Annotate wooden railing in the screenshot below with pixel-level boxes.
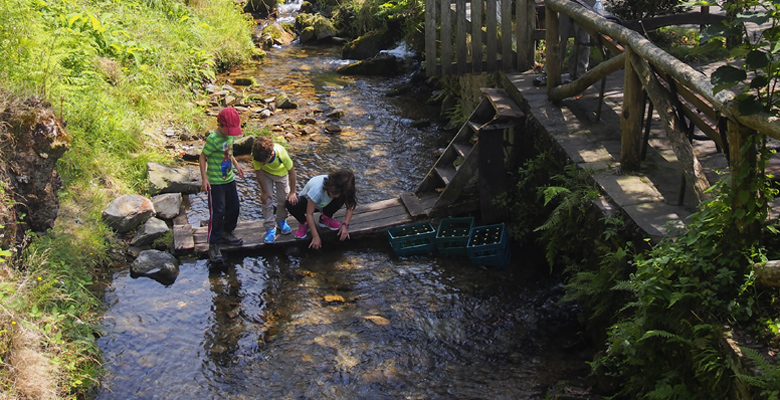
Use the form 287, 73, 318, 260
424, 0, 537, 75
543, 0, 780, 236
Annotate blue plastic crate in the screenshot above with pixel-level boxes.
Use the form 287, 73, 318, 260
435, 217, 474, 257
387, 222, 437, 257
467, 223, 510, 267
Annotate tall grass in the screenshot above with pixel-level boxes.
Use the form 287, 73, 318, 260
0, 0, 256, 397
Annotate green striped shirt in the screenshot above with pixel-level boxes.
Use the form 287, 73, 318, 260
202, 130, 235, 184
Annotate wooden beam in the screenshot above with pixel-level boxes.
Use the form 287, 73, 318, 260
456, 0, 468, 75
621, 47, 643, 172
629, 52, 712, 203
425, 0, 437, 76
549, 51, 625, 101
471, 0, 482, 73
545, 5, 562, 95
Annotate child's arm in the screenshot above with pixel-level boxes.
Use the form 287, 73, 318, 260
286, 167, 297, 202
337, 207, 354, 241
306, 200, 321, 249
199, 152, 211, 193
231, 154, 245, 179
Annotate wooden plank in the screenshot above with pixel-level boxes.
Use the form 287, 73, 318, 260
185, 194, 438, 255
173, 224, 194, 254
425, 0, 438, 76
481, 88, 525, 119
400, 192, 428, 218
435, 166, 456, 185
454, 143, 473, 158
471, 0, 482, 73
486, 0, 497, 71
441, 0, 453, 74
456, 0, 467, 75
501, 0, 513, 70
516, 0, 535, 70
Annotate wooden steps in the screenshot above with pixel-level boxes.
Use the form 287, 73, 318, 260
416, 88, 525, 218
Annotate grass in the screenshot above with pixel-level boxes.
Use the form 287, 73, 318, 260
0, 0, 257, 397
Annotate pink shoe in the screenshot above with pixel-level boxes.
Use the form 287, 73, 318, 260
319, 215, 341, 231
295, 222, 309, 239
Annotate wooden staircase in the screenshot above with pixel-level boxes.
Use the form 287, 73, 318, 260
414, 88, 525, 220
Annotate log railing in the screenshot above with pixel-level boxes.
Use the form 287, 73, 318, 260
544, 0, 780, 208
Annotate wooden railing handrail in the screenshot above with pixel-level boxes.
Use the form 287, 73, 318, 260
545, 0, 780, 140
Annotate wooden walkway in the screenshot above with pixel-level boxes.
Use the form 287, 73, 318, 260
173, 192, 439, 255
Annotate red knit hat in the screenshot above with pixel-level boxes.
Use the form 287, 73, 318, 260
217, 107, 243, 136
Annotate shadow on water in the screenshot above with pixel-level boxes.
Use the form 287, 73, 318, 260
93, 31, 593, 400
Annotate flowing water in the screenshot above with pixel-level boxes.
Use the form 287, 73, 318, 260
92, 17, 593, 400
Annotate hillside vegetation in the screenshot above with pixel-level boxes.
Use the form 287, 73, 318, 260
0, 0, 256, 397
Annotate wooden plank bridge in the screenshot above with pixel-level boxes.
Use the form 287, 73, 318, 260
173, 193, 439, 255
173, 88, 527, 256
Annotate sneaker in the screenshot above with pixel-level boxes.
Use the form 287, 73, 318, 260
294, 222, 309, 239
319, 215, 341, 231
277, 220, 292, 235
220, 231, 243, 246
208, 243, 223, 264
264, 228, 276, 244
532, 74, 547, 87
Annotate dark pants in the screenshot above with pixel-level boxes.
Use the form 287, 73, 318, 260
208, 181, 240, 244
285, 195, 344, 224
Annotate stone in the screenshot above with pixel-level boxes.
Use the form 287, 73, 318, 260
151, 193, 182, 220
130, 217, 170, 247
102, 194, 155, 234
130, 249, 179, 285
147, 162, 200, 195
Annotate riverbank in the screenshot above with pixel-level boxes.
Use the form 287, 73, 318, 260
0, 0, 257, 397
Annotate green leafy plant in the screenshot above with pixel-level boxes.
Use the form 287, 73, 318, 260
699, 0, 780, 116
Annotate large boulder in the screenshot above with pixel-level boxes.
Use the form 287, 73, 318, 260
151, 193, 182, 220
0, 93, 70, 249
130, 217, 170, 247
102, 194, 155, 234
341, 27, 395, 60
296, 13, 337, 43
147, 162, 200, 195
130, 249, 179, 285
336, 53, 405, 76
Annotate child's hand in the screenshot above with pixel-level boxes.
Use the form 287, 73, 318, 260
202, 180, 211, 193
309, 237, 322, 249
337, 225, 350, 241
287, 194, 299, 205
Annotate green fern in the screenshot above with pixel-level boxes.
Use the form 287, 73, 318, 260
736, 346, 780, 398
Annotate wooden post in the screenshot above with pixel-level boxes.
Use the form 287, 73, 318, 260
621, 47, 643, 171
424, 0, 437, 76
471, 0, 483, 73
728, 119, 760, 241
456, 0, 467, 75
486, 0, 497, 70
516, 0, 535, 71
501, 0, 513, 70
479, 126, 508, 224
441, 0, 453, 74
629, 52, 712, 203
545, 4, 562, 96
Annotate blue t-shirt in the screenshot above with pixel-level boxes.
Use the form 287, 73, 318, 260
300, 175, 332, 209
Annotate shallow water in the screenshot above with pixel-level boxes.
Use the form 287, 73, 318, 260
93, 40, 591, 400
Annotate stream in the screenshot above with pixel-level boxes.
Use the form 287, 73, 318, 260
92, 11, 593, 400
